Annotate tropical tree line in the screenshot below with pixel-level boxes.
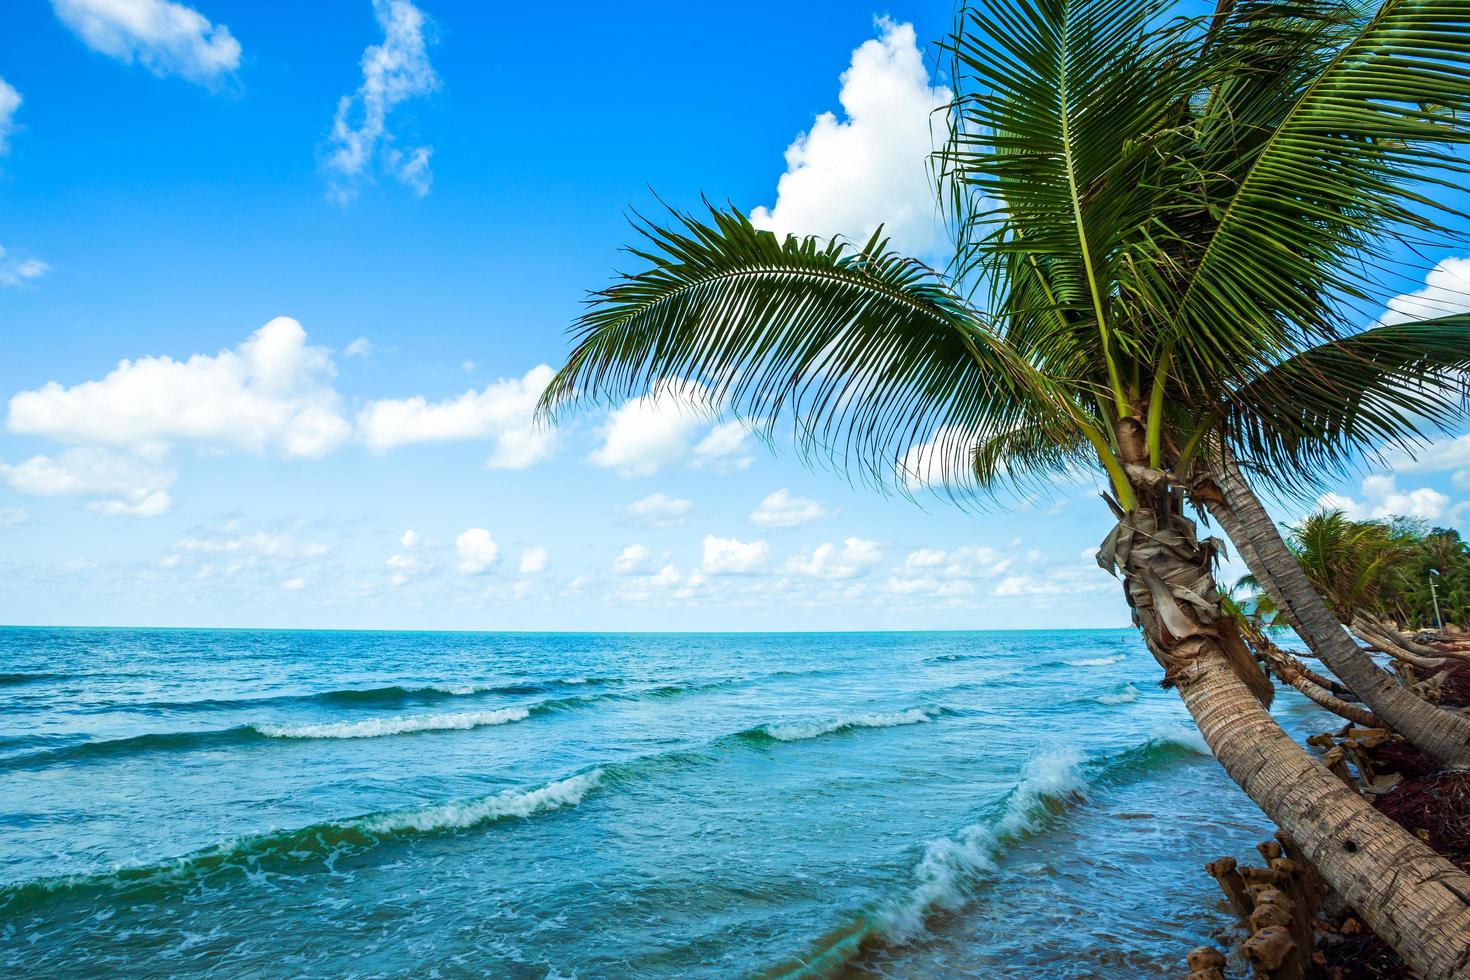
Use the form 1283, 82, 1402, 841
539, 0, 1470, 974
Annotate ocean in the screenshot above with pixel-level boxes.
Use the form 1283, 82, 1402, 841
0, 627, 1333, 977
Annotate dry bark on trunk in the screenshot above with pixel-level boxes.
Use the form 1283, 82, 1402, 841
1100, 487, 1470, 979
1204, 457, 1470, 769
1259, 645, 1379, 728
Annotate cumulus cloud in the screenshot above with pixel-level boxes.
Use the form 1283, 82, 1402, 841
519, 546, 548, 574
456, 527, 498, 574
750, 488, 830, 527
589, 382, 751, 477
785, 537, 881, 579
702, 535, 768, 575
324, 0, 439, 204
1379, 256, 1470, 326
358, 365, 555, 468
0, 507, 27, 528
749, 18, 950, 256
52, 0, 241, 84
899, 545, 1013, 578
7, 317, 350, 458
0, 246, 50, 288
612, 543, 652, 575
0, 78, 20, 157
1318, 474, 1450, 522
628, 492, 693, 527
0, 447, 175, 516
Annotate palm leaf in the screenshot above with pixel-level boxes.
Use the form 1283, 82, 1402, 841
539, 207, 1066, 492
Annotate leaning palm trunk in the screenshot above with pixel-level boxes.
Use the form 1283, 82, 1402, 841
1351, 616, 1448, 671
1103, 480, 1470, 978
1257, 642, 1379, 728
1207, 458, 1470, 768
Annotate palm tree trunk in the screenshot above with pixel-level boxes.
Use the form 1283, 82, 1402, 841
1102, 498, 1470, 978
1204, 457, 1470, 768
1258, 643, 1379, 728
1351, 616, 1447, 671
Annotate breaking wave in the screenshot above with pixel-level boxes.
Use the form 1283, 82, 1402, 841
254, 707, 531, 739
1095, 683, 1139, 705
752, 708, 938, 743
0, 771, 603, 913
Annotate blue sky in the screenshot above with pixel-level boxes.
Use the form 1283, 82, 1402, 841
1, 0, 1468, 630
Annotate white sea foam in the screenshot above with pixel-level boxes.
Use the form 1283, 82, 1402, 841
878, 747, 1087, 940
355, 770, 603, 834
1065, 654, 1124, 667
256, 707, 530, 740
1095, 683, 1139, 706
1152, 722, 1210, 756
763, 708, 935, 742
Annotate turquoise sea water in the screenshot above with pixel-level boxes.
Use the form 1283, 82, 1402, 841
0, 628, 1332, 977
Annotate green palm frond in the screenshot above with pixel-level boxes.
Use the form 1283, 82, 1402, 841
539, 207, 1068, 492
1226, 314, 1470, 493
1165, 0, 1470, 373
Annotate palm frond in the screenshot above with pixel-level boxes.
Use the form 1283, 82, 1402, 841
539, 207, 1067, 492
1226, 314, 1470, 494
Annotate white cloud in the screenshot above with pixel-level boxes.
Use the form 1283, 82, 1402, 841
612, 543, 652, 575
358, 365, 555, 468
897, 426, 977, 489
0, 246, 49, 288
7, 317, 350, 458
0, 78, 20, 156
749, 18, 950, 256
899, 545, 1012, 579
883, 575, 974, 598
0, 447, 175, 517
519, 546, 548, 574
589, 381, 753, 477
649, 564, 682, 589
455, 527, 498, 574
589, 382, 711, 477
628, 492, 693, 527
1396, 432, 1470, 493
1318, 474, 1450, 522
461, 360, 476, 373
281, 577, 307, 591
400, 528, 421, 549
343, 336, 374, 358
702, 535, 768, 575
176, 528, 329, 559
692, 421, 754, 472
324, 0, 439, 204
750, 488, 830, 527
1379, 256, 1470, 326
785, 537, 881, 579
0, 508, 26, 528
52, 0, 241, 84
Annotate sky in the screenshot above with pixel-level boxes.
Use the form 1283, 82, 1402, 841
1, 0, 1468, 631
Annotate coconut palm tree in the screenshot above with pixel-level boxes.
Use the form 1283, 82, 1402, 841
540, 0, 1470, 972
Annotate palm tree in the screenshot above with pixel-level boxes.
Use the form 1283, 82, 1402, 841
540, 0, 1470, 972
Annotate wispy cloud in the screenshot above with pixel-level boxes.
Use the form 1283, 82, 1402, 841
324, 0, 440, 205
0, 246, 49, 288
0, 78, 21, 157
51, 0, 240, 85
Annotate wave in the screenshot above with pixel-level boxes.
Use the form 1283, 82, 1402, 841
254, 707, 531, 739
763, 726, 1214, 978
754, 709, 938, 743
2, 706, 550, 770
0, 671, 64, 685
1064, 654, 1124, 667
1094, 683, 1139, 706
97, 677, 619, 715
0, 771, 603, 914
